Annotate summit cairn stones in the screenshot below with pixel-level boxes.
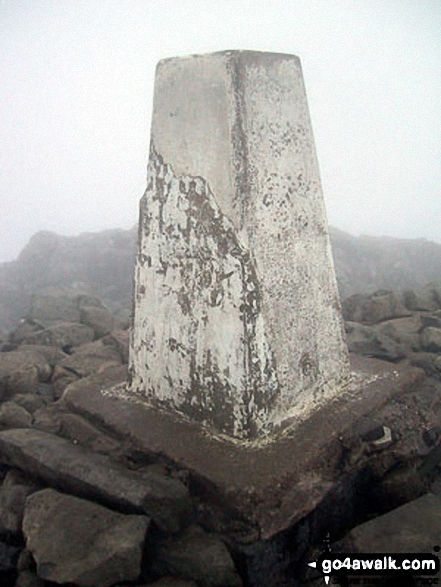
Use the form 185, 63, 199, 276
129, 50, 350, 439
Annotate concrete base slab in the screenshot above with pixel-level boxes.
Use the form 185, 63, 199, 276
61, 355, 424, 542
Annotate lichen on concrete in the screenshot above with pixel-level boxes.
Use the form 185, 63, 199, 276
129, 145, 279, 439
128, 50, 351, 440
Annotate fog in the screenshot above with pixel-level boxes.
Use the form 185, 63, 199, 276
1, 0, 440, 263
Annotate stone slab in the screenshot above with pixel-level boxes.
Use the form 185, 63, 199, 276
335, 492, 441, 553
0, 428, 192, 533
62, 355, 424, 541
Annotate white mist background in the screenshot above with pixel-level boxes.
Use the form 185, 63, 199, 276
1, 0, 440, 262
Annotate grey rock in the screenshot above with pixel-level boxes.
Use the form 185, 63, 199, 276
421, 326, 441, 352
376, 315, 422, 351
345, 321, 405, 361
59, 412, 121, 456
58, 339, 122, 378
102, 329, 130, 363
13, 393, 47, 414
146, 579, 198, 587
15, 570, 45, 587
0, 469, 41, 534
0, 428, 193, 533
18, 344, 67, 366
0, 540, 20, 572
342, 291, 411, 325
0, 402, 32, 430
80, 305, 115, 338
22, 322, 95, 349
335, 492, 441, 552
400, 284, 441, 312
23, 488, 149, 587
154, 525, 242, 587
0, 350, 51, 400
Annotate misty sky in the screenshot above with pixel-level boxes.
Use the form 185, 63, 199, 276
1, 0, 440, 263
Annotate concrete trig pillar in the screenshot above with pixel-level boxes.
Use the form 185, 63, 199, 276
129, 50, 350, 440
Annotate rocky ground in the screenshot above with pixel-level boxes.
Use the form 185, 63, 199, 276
0, 287, 441, 586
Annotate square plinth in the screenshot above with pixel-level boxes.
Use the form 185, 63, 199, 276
62, 355, 424, 542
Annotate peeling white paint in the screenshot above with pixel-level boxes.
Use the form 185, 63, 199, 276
128, 51, 350, 439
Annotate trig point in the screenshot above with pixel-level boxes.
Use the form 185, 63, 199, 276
64, 50, 422, 542
129, 50, 350, 439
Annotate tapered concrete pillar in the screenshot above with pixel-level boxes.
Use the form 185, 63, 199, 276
129, 50, 350, 439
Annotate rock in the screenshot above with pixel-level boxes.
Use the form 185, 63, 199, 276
344, 321, 405, 361
58, 339, 122, 378
342, 291, 411, 325
15, 570, 45, 587
0, 540, 20, 572
21, 322, 95, 349
23, 488, 150, 587
13, 394, 47, 414
0, 469, 41, 535
32, 405, 62, 434
9, 319, 43, 346
18, 345, 67, 366
80, 305, 115, 338
59, 412, 121, 456
154, 526, 242, 587
400, 284, 441, 312
335, 493, 441, 552
0, 402, 32, 430
61, 363, 127, 401
0, 428, 193, 533
51, 365, 79, 399
407, 352, 441, 380
376, 315, 422, 351
29, 288, 82, 324
0, 350, 51, 400
421, 326, 441, 352
146, 579, 198, 587
102, 329, 130, 364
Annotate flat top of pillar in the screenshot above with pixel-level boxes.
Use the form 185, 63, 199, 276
156, 49, 300, 70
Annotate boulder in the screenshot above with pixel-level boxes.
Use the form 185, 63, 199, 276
23, 488, 149, 587
79, 305, 115, 338
15, 570, 45, 587
376, 315, 422, 351
13, 394, 47, 415
58, 412, 121, 456
153, 525, 242, 587
61, 362, 128, 400
407, 352, 441, 380
9, 319, 43, 346
51, 365, 79, 399
0, 469, 41, 535
102, 329, 130, 364
0, 402, 32, 430
0, 540, 20, 573
146, 579, 198, 587
342, 291, 411, 325
21, 322, 94, 349
0, 428, 193, 533
400, 284, 441, 312
421, 326, 441, 352
18, 345, 67, 366
0, 350, 51, 400
29, 288, 107, 326
58, 339, 122, 378
335, 492, 441, 552
344, 322, 405, 362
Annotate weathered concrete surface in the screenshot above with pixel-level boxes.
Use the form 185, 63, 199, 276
0, 428, 193, 533
129, 50, 350, 439
63, 355, 424, 541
